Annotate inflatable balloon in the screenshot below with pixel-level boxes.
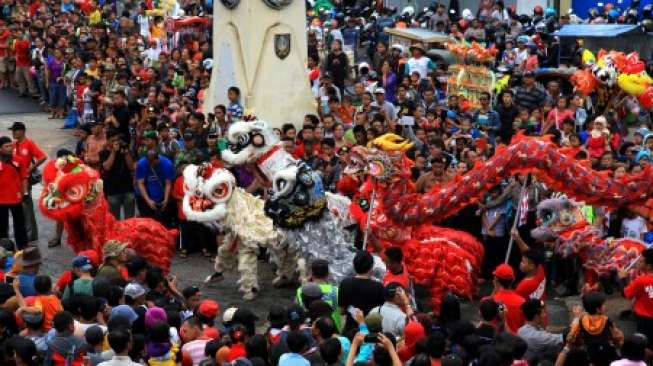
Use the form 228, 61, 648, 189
571, 68, 597, 96
618, 72, 653, 96
638, 86, 653, 109
624, 52, 646, 74
582, 49, 596, 65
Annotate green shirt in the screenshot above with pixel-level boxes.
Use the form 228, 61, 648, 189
62, 278, 94, 300
296, 283, 341, 331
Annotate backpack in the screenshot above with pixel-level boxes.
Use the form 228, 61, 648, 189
51, 351, 83, 366
578, 316, 618, 366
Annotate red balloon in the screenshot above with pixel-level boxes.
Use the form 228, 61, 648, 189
638, 86, 653, 109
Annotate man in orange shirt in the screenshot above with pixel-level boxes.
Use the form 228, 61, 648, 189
13, 275, 63, 331
383, 246, 410, 289
489, 263, 525, 333
623, 248, 653, 343
0, 135, 28, 249
10, 122, 47, 243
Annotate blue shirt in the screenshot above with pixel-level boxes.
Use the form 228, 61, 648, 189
278, 353, 310, 366
18, 272, 36, 297
227, 101, 243, 121
135, 155, 175, 203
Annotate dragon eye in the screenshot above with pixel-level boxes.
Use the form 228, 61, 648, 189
65, 184, 86, 202
212, 183, 230, 200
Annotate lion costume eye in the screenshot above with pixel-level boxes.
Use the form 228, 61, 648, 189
211, 183, 231, 201
65, 184, 86, 202
237, 134, 249, 146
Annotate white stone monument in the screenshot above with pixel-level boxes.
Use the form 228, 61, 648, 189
204, 0, 316, 128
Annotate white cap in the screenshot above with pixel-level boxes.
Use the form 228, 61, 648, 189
374, 87, 386, 94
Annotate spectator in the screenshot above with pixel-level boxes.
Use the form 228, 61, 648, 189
10, 121, 46, 243
100, 328, 141, 366
370, 282, 413, 337
338, 251, 384, 331
44, 311, 86, 366
0, 135, 28, 249
622, 248, 653, 342
514, 72, 546, 112
135, 149, 175, 226
96, 240, 128, 286
517, 299, 563, 361
489, 264, 525, 334
100, 131, 136, 220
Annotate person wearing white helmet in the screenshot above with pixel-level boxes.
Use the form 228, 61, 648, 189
429, 3, 450, 30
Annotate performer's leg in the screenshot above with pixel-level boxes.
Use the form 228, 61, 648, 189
271, 246, 298, 287
238, 245, 259, 300
205, 233, 237, 283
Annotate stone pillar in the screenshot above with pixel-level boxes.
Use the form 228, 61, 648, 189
204, 0, 316, 128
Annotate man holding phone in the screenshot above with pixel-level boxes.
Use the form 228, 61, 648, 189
369, 282, 414, 338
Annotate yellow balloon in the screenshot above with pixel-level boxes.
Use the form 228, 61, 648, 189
582, 49, 596, 66
618, 73, 653, 96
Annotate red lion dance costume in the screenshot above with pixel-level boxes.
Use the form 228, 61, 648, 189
39, 156, 177, 271
343, 135, 485, 312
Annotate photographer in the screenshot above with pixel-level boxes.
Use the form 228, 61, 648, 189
104, 90, 131, 144
346, 332, 401, 366
100, 131, 136, 220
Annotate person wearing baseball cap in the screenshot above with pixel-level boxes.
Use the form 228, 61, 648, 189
198, 299, 221, 340
96, 240, 128, 286
489, 263, 525, 333
62, 255, 95, 300
9, 120, 46, 243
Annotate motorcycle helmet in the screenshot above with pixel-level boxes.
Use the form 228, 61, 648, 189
533, 5, 543, 15
457, 19, 469, 30
643, 4, 653, 18
607, 8, 619, 20
588, 7, 600, 19
402, 6, 415, 17
462, 8, 473, 20
642, 18, 653, 32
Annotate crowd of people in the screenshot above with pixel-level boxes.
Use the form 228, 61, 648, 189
0, 0, 652, 366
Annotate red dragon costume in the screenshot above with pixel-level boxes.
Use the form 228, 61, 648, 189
39, 156, 177, 271
344, 134, 485, 312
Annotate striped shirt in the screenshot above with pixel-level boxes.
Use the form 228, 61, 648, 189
182, 338, 210, 366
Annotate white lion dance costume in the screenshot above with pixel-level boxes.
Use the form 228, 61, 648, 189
221, 119, 384, 282
182, 163, 278, 300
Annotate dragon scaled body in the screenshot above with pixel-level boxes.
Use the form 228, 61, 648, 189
383, 133, 653, 226
39, 156, 177, 271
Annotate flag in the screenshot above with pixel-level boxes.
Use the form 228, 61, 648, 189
518, 190, 528, 227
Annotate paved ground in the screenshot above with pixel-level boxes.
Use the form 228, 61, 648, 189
0, 91, 636, 333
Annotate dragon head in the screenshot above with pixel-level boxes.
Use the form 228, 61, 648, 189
221, 119, 280, 166
530, 196, 585, 243
343, 134, 414, 182
39, 156, 104, 221
182, 163, 235, 222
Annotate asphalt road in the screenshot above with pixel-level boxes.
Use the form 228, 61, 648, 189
0, 91, 635, 333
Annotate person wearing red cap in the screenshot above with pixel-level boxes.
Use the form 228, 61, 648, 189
488, 263, 525, 334
198, 299, 221, 340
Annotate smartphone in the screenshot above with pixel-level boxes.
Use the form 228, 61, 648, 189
364, 333, 379, 343
346, 305, 358, 317
5, 276, 13, 284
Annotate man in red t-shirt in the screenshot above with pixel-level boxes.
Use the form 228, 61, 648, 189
10, 122, 47, 243
516, 249, 546, 301
623, 248, 653, 342
13, 28, 37, 97
0, 136, 28, 249
488, 263, 525, 334
0, 23, 11, 89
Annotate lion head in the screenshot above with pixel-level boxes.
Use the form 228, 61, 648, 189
39, 156, 103, 221
531, 196, 585, 243
221, 120, 281, 166
182, 163, 235, 223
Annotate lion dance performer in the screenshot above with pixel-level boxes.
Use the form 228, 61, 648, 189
182, 162, 279, 300
39, 155, 177, 271
221, 119, 383, 282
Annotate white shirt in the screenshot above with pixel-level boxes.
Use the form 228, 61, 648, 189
622, 216, 648, 240
406, 56, 433, 80
98, 355, 142, 366
370, 302, 407, 337
137, 14, 150, 38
